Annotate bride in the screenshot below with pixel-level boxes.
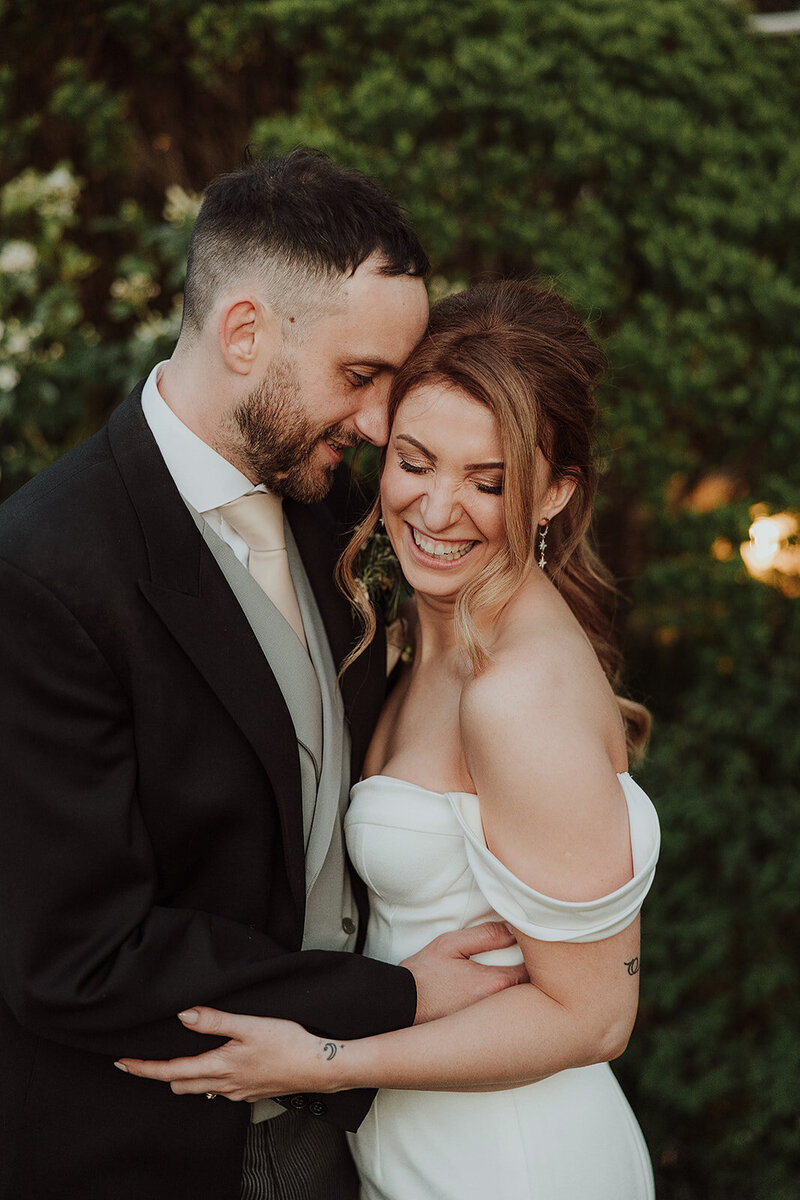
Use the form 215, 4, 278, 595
119, 280, 660, 1199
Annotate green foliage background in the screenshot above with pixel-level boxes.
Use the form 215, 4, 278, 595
1, 2, 798, 1195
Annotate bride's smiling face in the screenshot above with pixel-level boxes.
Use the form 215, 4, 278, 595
380, 383, 507, 598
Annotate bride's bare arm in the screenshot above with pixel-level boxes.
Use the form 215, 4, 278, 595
116, 649, 643, 1100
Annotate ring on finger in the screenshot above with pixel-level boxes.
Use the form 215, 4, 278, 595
204, 1092, 217, 1101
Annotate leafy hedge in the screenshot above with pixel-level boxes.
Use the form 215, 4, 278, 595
2, 2, 799, 1195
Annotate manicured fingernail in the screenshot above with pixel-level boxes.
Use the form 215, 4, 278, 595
178, 1009, 199, 1024
114, 1061, 128, 1073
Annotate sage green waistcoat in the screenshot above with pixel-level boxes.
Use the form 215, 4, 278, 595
186, 507, 359, 1123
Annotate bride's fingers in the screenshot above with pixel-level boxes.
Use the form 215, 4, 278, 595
114, 1048, 228, 1082
113, 1009, 260, 1080
168, 1077, 237, 1098
116, 1058, 251, 1100
178, 1006, 253, 1039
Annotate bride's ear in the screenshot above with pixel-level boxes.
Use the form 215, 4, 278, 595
540, 474, 578, 522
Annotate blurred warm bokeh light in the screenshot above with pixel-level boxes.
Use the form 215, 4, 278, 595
740, 506, 800, 596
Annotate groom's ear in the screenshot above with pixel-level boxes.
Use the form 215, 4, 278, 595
218, 296, 282, 376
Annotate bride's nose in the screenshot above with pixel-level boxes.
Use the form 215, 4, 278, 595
419, 479, 461, 532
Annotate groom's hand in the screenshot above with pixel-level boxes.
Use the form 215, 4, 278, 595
402, 922, 529, 1024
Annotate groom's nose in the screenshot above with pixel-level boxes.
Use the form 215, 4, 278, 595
352, 389, 390, 447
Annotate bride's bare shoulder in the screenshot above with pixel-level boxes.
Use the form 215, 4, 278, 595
460, 580, 621, 766
461, 628, 575, 747
465, 583, 584, 694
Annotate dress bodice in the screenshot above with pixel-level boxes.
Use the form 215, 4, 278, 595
345, 772, 660, 967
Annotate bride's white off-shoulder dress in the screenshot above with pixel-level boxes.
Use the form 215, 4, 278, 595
344, 772, 660, 1200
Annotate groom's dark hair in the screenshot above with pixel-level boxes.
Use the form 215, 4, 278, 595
181, 147, 429, 336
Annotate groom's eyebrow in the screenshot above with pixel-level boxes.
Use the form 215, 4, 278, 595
347, 355, 400, 372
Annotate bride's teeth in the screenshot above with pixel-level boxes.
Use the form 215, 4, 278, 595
412, 527, 474, 560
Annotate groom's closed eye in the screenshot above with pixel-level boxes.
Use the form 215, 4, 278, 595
350, 372, 376, 388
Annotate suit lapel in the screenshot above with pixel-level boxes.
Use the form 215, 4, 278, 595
107, 389, 306, 917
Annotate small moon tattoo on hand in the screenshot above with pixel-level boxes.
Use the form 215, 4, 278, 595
624, 957, 640, 976
322, 1042, 338, 1060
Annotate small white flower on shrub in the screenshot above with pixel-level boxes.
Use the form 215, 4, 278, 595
163, 185, 201, 225
0, 365, 20, 391
0, 241, 38, 274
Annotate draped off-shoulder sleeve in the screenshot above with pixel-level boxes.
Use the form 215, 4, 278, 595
446, 772, 660, 943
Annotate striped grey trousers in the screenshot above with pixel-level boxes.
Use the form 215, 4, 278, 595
240, 1111, 359, 1200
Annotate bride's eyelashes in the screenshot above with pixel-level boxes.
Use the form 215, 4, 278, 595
476, 478, 503, 496
397, 456, 503, 496
397, 455, 428, 475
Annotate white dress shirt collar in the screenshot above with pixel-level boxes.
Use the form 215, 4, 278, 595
141, 361, 262, 513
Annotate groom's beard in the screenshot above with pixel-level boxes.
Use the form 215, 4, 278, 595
229, 355, 357, 503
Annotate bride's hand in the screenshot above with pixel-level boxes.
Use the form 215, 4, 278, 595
114, 1008, 346, 1102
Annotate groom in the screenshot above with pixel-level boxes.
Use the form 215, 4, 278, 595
0, 150, 525, 1200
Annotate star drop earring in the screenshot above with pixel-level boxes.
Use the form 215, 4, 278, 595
538, 518, 550, 571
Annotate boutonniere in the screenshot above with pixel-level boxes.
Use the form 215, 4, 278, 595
356, 521, 413, 675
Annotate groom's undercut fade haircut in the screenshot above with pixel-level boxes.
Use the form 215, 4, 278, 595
181, 147, 429, 337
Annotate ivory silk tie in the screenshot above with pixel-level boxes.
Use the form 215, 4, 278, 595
219, 492, 307, 649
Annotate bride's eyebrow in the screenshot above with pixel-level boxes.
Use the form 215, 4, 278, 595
396, 434, 435, 460
396, 435, 504, 472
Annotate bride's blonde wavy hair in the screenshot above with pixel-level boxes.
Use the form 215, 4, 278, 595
338, 279, 650, 757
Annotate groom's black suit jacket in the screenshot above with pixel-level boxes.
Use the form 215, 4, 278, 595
0, 386, 416, 1200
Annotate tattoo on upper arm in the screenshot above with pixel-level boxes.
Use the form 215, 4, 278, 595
624, 956, 640, 976
322, 1042, 341, 1060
